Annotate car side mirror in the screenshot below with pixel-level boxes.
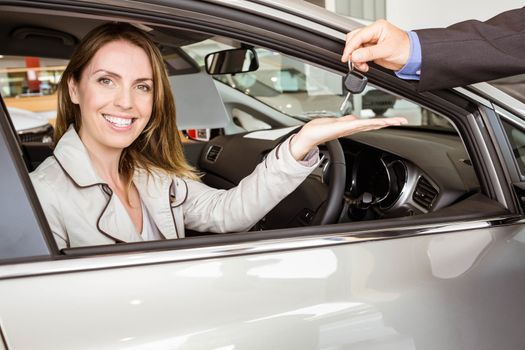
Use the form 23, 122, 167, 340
205, 48, 259, 75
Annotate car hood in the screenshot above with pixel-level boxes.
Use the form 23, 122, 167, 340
7, 107, 50, 131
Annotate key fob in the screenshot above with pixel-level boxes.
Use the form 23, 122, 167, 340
343, 71, 368, 94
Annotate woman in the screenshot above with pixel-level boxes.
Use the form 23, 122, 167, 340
30, 23, 406, 249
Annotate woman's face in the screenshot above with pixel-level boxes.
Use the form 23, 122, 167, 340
69, 40, 154, 153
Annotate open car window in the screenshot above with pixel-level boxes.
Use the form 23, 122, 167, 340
0, 22, 491, 255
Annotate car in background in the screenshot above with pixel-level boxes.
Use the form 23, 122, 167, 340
0, 55, 63, 142
7, 106, 53, 143
0, 1, 524, 349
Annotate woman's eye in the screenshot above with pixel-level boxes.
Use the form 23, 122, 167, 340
98, 77, 113, 86
137, 84, 151, 92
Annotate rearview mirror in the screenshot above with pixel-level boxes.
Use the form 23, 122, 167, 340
205, 48, 258, 75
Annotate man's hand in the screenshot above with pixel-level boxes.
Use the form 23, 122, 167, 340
342, 19, 411, 72
290, 115, 408, 161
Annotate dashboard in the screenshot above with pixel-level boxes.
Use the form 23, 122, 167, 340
340, 127, 480, 221
198, 126, 480, 228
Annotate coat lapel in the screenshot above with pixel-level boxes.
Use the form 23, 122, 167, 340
133, 169, 179, 239
97, 193, 144, 243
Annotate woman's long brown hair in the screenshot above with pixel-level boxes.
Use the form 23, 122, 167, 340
55, 22, 199, 184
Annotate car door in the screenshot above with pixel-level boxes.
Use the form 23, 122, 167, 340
0, 175, 523, 349
0, 1, 524, 349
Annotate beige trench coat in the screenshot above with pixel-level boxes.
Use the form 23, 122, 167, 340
30, 127, 319, 249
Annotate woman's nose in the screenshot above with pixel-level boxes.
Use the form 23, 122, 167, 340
114, 87, 133, 109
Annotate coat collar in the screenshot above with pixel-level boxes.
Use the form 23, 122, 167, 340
53, 125, 104, 188
54, 125, 184, 242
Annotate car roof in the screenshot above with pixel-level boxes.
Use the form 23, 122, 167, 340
210, 0, 363, 33
0, 0, 361, 59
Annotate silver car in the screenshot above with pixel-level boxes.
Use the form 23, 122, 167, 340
0, 1, 524, 349
7, 107, 53, 143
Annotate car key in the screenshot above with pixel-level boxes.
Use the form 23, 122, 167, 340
343, 61, 368, 94
339, 61, 368, 113
339, 90, 352, 113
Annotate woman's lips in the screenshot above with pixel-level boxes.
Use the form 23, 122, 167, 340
102, 113, 135, 128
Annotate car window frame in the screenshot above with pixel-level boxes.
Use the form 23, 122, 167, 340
461, 82, 525, 213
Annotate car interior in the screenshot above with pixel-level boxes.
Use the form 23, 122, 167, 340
0, 7, 510, 253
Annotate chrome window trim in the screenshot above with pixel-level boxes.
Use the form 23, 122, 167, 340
0, 216, 515, 281
496, 106, 525, 129
468, 82, 525, 118
454, 87, 492, 108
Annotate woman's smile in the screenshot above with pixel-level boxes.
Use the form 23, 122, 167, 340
102, 113, 137, 129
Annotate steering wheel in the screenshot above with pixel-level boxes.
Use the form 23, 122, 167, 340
313, 139, 346, 225
198, 130, 347, 230
259, 137, 346, 229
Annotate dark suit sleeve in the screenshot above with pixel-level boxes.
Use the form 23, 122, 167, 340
414, 6, 525, 91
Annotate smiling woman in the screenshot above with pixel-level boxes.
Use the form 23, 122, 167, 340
29, 22, 405, 249
66, 40, 156, 235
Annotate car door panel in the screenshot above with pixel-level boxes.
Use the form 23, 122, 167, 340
0, 224, 523, 349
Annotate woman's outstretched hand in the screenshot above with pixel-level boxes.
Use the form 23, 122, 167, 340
290, 115, 408, 161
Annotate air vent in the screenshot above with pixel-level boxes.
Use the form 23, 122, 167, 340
413, 176, 438, 210
206, 145, 222, 163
